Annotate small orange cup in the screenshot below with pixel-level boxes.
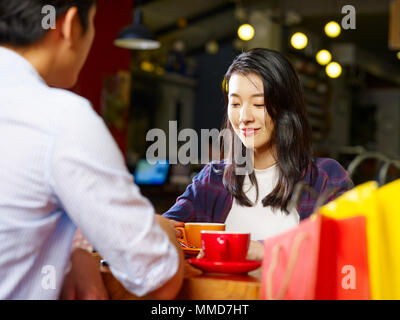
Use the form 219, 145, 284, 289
176, 223, 225, 248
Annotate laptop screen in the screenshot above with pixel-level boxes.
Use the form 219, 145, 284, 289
134, 159, 170, 185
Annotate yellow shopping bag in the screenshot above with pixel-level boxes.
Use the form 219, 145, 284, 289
319, 181, 394, 299
376, 179, 400, 299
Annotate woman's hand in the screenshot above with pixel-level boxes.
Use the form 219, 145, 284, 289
155, 214, 184, 238
246, 240, 264, 261
170, 219, 185, 238
60, 248, 109, 300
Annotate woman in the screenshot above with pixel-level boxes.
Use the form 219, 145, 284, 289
164, 48, 353, 259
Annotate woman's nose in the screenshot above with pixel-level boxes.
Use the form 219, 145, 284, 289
239, 104, 254, 123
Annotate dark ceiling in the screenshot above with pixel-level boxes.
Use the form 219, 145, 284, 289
136, 0, 399, 79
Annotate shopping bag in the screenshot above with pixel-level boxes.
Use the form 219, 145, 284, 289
261, 213, 370, 300
319, 181, 396, 299
376, 179, 400, 299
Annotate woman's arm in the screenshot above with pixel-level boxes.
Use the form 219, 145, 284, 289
163, 162, 231, 223
162, 163, 210, 222
323, 159, 355, 202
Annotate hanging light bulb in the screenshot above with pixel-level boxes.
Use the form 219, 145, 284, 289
326, 61, 342, 78
290, 32, 308, 50
397, 51, 400, 60
140, 60, 155, 72
238, 24, 255, 41
316, 49, 332, 65
324, 21, 341, 38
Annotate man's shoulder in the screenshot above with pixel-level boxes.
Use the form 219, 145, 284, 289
44, 87, 93, 115
39, 87, 102, 133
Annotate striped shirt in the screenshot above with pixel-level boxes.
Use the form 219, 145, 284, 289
0, 46, 178, 299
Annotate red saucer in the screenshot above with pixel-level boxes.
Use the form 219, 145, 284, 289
187, 258, 261, 274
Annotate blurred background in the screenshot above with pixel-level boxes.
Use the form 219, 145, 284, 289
72, 0, 400, 212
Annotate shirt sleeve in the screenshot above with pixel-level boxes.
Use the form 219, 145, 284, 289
47, 100, 178, 297
163, 164, 211, 222
322, 159, 355, 202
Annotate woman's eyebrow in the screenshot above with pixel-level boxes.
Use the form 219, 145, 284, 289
229, 93, 264, 97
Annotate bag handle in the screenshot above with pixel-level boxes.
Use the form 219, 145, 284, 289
266, 232, 308, 300
347, 152, 389, 180
378, 159, 400, 186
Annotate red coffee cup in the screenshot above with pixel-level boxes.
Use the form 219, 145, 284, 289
201, 231, 250, 262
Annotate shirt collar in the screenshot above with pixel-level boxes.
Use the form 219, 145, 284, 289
0, 46, 47, 86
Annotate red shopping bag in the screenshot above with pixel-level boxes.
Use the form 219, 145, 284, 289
261, 214, 370, 300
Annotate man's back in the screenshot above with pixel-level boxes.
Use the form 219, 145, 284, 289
0, 47, 83, 298
0, 47, 180, 299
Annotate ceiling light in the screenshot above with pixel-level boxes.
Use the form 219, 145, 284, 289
326, 62, 342, 78
114, 5, 160, 50
290, 32, 308, 50
316, 49, 332, 65
140, 61, 155, 72
238, 24, 255, 41
324, 21, 341, 38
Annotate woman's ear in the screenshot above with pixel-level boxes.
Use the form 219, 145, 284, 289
59, 6, 80, 47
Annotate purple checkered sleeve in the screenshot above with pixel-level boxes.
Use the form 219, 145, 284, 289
298, 158, 354, 219
163, 162, 233, 223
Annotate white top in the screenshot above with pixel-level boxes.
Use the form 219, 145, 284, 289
225, 164, 300, 241
0, 47, 178, 299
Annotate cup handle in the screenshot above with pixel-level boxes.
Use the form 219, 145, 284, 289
216, 236, 229, 261
175, 227, 188, 246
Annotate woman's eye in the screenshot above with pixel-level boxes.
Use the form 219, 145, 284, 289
230, 103, 240, 107
254, 104, 265, 107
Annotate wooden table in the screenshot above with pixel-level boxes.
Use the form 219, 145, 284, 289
93, 254, 262, 300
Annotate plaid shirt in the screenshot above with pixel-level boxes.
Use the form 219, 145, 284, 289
163, 158, 354, 223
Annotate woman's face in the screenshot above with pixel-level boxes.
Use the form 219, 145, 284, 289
227, 72, 274, 153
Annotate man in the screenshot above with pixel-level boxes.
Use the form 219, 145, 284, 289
0, 0, 184, 299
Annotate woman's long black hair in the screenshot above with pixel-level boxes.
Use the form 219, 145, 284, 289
221, 48, 317, 213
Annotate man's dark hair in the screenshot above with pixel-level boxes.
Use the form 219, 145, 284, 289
0, 0, 96, 47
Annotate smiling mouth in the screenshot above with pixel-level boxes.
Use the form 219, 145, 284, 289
240, 128, 260, 136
